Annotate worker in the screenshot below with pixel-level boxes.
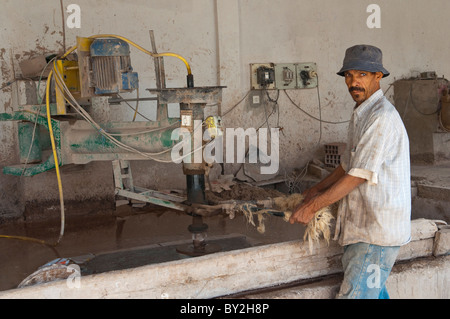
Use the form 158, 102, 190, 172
289, 44, 411, 299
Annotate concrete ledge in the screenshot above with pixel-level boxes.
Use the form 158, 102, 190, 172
433, 225, 450, 256
417, 184, 450, 202
0, 219, 443, 299
231, 255, 450, 299
388, 255, 449, 299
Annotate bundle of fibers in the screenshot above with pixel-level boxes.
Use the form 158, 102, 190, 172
274, 194, 337, 253
240, 203, 267, 234
238, 194, 336, 253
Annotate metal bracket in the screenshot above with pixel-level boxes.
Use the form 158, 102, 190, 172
112, 159, 188, 211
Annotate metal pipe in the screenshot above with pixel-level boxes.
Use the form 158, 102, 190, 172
108, 97, 158, 104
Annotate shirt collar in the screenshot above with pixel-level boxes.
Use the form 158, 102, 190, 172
353, 89, 384, 118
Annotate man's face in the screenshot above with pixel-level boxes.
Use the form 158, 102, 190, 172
344, 70, 383, 106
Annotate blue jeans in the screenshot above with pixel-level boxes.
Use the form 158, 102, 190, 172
336, 242, 400, 299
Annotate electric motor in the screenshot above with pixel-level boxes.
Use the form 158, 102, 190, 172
90, 38, 139, 95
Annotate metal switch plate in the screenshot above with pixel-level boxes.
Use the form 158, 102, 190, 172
251, 62, 318, 90
274, 63, 297, 90
250, 63, 275, 90
296, 62, 318, 89
250, 90, 262, 107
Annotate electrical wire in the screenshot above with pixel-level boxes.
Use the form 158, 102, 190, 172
116, 93, 152, 121
52, 60, 208, 163
59, 0, 66, 53
284, 160, 310, 194
53, 65, 175, 159
106, 122, 180, 137
284, 89, 350, 125
132, 87, 140, 122
232, 92, 280, 179
262, 89, 281, 139
0, 80, 17, 90
221, 90, 252, 117
222, 85, 349, 125
316, 75, 323, 144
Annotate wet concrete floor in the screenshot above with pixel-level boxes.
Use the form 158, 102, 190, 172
0, 205, 306, 292
1, 163, 448, 292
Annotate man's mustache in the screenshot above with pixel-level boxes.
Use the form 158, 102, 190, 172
349, 87, 365, 93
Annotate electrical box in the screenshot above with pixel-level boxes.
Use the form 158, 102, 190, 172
297, 62, 318, 89
180, 109, 194, 132
250, 90, 262, 107
250, 63, 275, 90
274, 63, 297, 90
251, 62, 318, 90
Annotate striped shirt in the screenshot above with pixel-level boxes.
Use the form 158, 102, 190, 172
335, 89, 411, 247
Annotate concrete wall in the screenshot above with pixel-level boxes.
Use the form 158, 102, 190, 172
394, 79, 450, 163
1, 0, 450, 218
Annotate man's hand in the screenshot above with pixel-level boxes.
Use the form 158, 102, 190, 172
289, 173, 366, 225
289, 200, 317, 225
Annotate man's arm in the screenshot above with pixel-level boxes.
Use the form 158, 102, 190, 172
289, 172, 366, 225
302, 164, 346, 203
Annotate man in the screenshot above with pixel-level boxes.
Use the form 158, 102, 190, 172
289, 45, 411, 299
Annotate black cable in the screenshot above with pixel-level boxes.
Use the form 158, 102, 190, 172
117, 93, 153, 121
284, 89, 350, 124
232, 91, 279, 179
221, 89, 252, 117
316, 75, 323, 144
60, 0, 66, 53
0, 80, 17, 90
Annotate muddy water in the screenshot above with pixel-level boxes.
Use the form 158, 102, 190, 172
0, 205, 306, 292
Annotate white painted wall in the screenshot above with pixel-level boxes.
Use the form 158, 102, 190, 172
1, 0, 449, 215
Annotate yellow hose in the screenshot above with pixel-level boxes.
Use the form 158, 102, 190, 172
0, 70, 65, 247
61, 46, 77, 59
0, 235, 50, 246
64, 34, 192, 75
87, 34, 192, 75
46, 69, 65, 245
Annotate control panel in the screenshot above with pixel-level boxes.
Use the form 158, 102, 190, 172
250, 62, 317, 90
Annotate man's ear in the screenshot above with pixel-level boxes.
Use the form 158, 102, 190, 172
375, 71, 383, 81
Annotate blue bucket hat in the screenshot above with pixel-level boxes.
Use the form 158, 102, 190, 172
337, 45, 389, 78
